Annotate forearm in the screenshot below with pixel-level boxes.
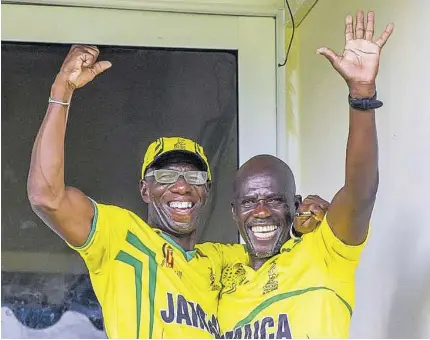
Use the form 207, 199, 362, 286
27, 79, 74, 207
344, 85, 379, 201
327, 86, 379, 245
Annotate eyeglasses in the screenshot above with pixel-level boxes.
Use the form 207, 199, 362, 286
145, 169, 208, 185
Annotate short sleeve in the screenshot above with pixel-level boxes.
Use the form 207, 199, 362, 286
310, 215, 369, 275
67, 198, 130, 274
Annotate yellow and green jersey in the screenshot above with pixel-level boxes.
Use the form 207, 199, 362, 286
218, 216, 367, 339
68, 200, 247, 339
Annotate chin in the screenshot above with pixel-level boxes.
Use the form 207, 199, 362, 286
170, 222, 196, 235
244, 234, 286, 259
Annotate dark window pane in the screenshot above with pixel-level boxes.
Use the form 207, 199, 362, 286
1, 42, 238, 338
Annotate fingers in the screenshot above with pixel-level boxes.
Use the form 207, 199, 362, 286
294, 215, 321, 234
67, 45, 99, 67
80, 46, 99, 67
375, 23, 394, 48
305, 204, 325, 221
347, 10, 393, 48
307, 196, 330, 211
90, 61, 112, 77
345, 15, 354, 41
365, 11, 375, 40
355, 10, 365, 39
317, 47, 340, 67
298, 195, 330, 221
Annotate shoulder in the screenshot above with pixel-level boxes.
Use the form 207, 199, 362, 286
196, 242, 248, 267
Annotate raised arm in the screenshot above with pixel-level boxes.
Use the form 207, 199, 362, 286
317, 11, 394, 245
27, 45, 112, 246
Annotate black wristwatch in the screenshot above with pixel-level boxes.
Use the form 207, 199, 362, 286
348, 92, 383, 111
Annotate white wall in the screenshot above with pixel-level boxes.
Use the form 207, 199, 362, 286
291, 0, 430, 338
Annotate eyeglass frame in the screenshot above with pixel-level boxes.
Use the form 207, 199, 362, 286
145, 169, 209, 185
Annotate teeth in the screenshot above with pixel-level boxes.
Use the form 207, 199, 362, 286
251, 225, 278, 233
169, 201, 193, 209
253, 230, 277, 240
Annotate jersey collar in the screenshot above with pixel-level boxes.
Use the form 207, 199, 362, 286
156, 230, 197, 261
280, 235, 303, 253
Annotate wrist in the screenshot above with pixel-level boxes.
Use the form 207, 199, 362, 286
51, 76, 74, 102
348, 82, 376, 98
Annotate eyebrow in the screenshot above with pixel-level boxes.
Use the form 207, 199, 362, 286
239, 193, 286, 200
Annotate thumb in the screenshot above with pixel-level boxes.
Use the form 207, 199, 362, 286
317, 47, 340, 66
90, 61, 112, 77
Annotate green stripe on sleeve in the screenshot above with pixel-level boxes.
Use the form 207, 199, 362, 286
73, 197, 98, 249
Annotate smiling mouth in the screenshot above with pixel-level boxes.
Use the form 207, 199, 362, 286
166, 201, 196, 214
249, 225, 279, 240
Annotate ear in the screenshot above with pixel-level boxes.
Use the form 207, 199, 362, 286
294, 194, 302, 211
205, 181, 212, 192
231, 201, 238, 222
140, 179, 151, 204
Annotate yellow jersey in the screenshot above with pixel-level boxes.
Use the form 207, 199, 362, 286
68, 199, 247, 339
218, 216, 367, 339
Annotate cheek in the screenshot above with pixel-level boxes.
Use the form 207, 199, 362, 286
237, 211, 251, 226
148, 185, 167, 201
196, 187, 208, 202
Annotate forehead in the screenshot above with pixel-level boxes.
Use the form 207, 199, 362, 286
238, 171, 287, 197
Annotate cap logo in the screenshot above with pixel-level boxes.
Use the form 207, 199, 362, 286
153, 138, 164, 158
174, 138, 187, 150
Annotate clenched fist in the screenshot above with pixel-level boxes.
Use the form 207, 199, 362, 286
54, 45, 112, 91
294, 195, 330, 234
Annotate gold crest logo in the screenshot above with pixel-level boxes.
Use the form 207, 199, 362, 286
162, 243, 175, 268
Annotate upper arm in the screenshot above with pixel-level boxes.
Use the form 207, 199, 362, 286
326, 185, 376, 246
30, 186, 94, 247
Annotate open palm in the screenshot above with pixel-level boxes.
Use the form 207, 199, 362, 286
318, 11, 394, 87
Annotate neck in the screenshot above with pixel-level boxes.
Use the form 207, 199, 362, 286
250, 255, 270, 270
148, 215, 198, 251
168, 231, 197, 251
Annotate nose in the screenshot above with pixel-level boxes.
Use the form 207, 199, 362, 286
253, 201, 271, 219
169, 176, 192, 195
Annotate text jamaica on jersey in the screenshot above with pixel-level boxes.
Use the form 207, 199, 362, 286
222, 314, 292, 339
161, 293, 222, 338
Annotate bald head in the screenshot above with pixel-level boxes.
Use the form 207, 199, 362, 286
233, 154, 296, 197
